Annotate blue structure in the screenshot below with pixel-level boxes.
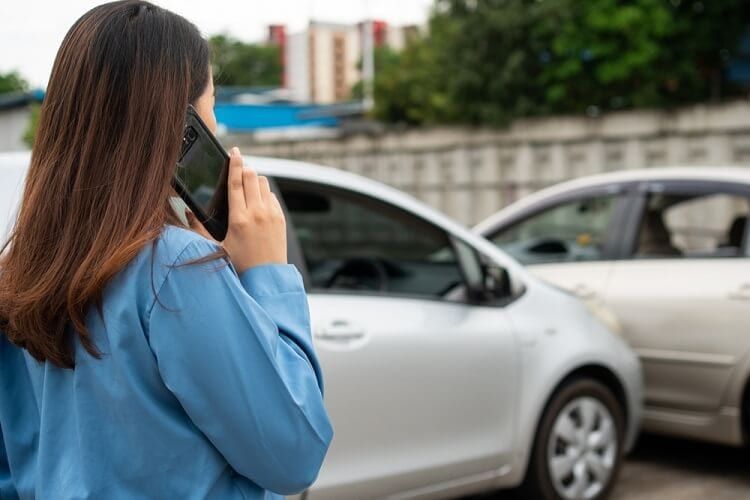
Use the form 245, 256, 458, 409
214, 103, 339, 133
4, 86, 353, 135
2, 86, 350, 134
0, 89, 44, 111
728, 34, 750, 85
212, 86, 347, 133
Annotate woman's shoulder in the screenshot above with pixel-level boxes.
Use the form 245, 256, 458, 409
120, 225, 230, 315
154, 224, 221, 266
128, 225, 227, 301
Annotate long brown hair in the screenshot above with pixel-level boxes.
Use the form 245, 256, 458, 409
0, 1, 210, 368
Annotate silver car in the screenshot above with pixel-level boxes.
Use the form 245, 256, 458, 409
0, 152, 641, 500
475, 167, 750, 448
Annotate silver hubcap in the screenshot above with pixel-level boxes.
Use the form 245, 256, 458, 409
547, 396, 618, 500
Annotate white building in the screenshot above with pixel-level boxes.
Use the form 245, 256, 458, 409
280, 20, 416, 104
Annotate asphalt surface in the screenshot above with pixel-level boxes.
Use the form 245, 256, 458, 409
611, 434, 750, 500
474, 433, 750, 499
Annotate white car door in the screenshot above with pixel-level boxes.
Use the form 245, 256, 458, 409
276, 179, 519, 499
605, 181, 750, 413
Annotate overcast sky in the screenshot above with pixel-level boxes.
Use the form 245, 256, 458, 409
0, 0, 433, 88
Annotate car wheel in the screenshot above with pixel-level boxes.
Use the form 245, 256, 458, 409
743, 384, 750, 445
520, 378, 625, 500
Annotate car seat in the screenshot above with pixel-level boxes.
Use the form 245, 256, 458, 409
637, 210, 682, 256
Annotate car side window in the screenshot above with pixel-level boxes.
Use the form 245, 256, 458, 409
277, 180, 468, 301
489, 196, 618, 265
633, 191, 750, 258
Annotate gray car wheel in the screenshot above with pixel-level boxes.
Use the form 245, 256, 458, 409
519, 378, 625, 500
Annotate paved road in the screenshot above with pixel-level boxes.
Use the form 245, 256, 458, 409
611, 434, 750, 499
474, 433, 750, 499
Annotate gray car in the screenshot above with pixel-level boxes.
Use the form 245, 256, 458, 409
475, 167, 750, 448
0, 152, 641, 500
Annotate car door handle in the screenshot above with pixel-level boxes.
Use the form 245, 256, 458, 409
728, 283, 750, 301
315, 320, 366, 342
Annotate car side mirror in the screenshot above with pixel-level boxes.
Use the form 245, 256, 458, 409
451, 236, 519, 304
480, 263, 513, 301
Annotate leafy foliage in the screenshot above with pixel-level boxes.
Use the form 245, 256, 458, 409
0, 71, 29, 94
539, 0, 749, 112
23, 103, 41, 148
0, 71, 35, 148
371, 0, 750, 125
366, 44, 449, 124
209, 34, 282, 87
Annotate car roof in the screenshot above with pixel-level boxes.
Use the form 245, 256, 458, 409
0, 150, 527, 275
473, 166, 750, 234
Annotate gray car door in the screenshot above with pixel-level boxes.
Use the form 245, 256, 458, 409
274, 178, 519, 499
605, 180, 750, 414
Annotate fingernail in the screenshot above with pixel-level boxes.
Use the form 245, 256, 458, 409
231, 147, 240, 157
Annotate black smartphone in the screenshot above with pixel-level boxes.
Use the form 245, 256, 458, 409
172, 105, 230, 241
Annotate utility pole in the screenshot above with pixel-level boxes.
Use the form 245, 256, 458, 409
362, 0, 375, 111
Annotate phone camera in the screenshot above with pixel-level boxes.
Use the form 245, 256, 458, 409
179, 126, 198, 161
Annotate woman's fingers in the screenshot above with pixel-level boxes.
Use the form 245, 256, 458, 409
269, 192, 285, 220
241, 163, 262, 208
227, 147, 268, 208
222, 145, 288, 272
227, 147, 246, 212
258, 175, 271, 203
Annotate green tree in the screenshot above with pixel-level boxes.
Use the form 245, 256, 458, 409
372, 0, 750, 125
0, 71, 29, 94
540, 0, 749, 112
541, 0, 677, 111
428, 0, 570, 124
370, 0, 576, 124
0, 71, 36, 147
23, 102, 41, 148
353, 44, 448, 124
209, 34, 282, 86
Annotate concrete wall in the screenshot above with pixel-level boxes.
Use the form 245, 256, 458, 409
229, 100, 750, 226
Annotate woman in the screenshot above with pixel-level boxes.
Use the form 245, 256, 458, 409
0, 2, 332, 499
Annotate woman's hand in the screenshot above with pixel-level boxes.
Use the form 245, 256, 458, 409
222, 147, 287, 273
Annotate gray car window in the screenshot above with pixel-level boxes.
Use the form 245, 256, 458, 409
277, 180, 467, 300
490, 196, 617, 265
634, 192, 750, 258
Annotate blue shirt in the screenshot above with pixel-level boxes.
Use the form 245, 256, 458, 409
0, 225, 333, 499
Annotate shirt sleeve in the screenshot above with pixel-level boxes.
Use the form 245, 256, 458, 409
147, 239, 333, 495
0, 424, 17, 499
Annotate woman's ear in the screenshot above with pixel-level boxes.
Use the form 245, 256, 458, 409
193, 70, 217, 135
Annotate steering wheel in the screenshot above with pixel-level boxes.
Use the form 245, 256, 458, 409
324, 257, 389, 291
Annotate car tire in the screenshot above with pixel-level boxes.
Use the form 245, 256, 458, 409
519, 378, 625, 500
743, 385, 750, 446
